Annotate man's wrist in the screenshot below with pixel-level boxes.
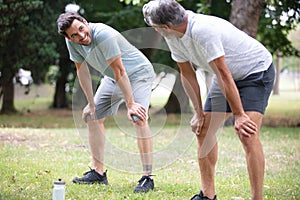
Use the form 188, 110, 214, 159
194, 107, 204, 117
87, 97, 94, 104
126, 100, 135, 107
233, 110, 245, 117
87, 101, 95, 110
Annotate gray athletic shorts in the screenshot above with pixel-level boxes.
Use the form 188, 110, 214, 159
88, 76, 154, 120
204, 63, 275, 114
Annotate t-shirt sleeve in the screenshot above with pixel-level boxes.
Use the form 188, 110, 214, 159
66, 39, 84, 63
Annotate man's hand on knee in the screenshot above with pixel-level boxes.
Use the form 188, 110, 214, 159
190, 113, 205, 135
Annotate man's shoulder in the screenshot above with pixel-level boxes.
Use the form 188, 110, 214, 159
90, 22, 119, 41
188, 13, 226, 38
187, 11, 207, 21
90, 23, 118, 35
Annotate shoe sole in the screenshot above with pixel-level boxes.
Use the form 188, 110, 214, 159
72, 180, 108, 185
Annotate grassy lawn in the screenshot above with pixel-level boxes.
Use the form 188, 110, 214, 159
0, 85, 299, 199
0, 126, 299, 200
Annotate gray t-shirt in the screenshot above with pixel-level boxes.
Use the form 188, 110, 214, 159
66, 22, 155, 81
165, 11, 273, 80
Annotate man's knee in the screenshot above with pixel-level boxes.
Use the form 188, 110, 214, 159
238, 133, 261, 153
196, 112, 226, 139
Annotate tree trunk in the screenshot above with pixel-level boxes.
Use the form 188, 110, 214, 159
162, 73, 191, 114
53, 38, 74, 109
53, 75, 68, 108
229, 0, 263, 38
273, 52, 282, 95
1, 78, 16, 114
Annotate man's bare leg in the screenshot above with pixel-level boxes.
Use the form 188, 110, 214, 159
134, 120, 153, 175
87, 118, 106, 175
238, 112, 264, 200
197, 112, 231, 199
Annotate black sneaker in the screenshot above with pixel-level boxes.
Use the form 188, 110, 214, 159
72, 169, 108, 185
133, 175, 154, 193
191, 191, 217, 200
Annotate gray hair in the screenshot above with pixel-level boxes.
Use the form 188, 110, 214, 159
143, 0, 187, 27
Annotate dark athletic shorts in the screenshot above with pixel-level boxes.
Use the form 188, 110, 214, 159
204, 63, 275, 114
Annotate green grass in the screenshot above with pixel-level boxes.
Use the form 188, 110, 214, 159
0, 127, 299, 200
15, 98, 53, 112
265, 91, 300, 117
0, 113, 74, 129
0, 87, 299, 199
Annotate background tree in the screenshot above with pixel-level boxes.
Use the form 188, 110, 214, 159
230, 0, 264, 38
49, 0, 78, 108
0, 0, 83, 111
0, 0, 58, 114
1, 0, 298, 114
258, 0, 300, 95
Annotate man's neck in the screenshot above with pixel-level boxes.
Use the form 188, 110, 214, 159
170, 16, 188, 38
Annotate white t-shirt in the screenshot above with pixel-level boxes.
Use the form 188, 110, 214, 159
66, 23, 155, 81
165, 11, 273, 80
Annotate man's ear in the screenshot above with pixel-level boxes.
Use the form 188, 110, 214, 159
161, 24, 170, 29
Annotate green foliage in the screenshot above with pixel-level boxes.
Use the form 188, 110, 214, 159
258, 0, 300, 56
0, 0, 43, 84
46, 65, 60, 85
95, 6, 145, 31
0, 0, 43, 38
0, 0, 60, 84
120, 0, 147, 6
76, 0, 145, 31
122, 0, 143, 5
209, 0, 231, 19
0, 0, 80, 111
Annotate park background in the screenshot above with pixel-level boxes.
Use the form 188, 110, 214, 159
0, 0, 299, 199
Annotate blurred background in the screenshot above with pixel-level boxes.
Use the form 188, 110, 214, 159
0, 0, 299, 125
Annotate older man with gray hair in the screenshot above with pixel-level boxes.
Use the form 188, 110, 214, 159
143, 0, 275, 200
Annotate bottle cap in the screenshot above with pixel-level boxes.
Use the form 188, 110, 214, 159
54, 178, 66, 185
